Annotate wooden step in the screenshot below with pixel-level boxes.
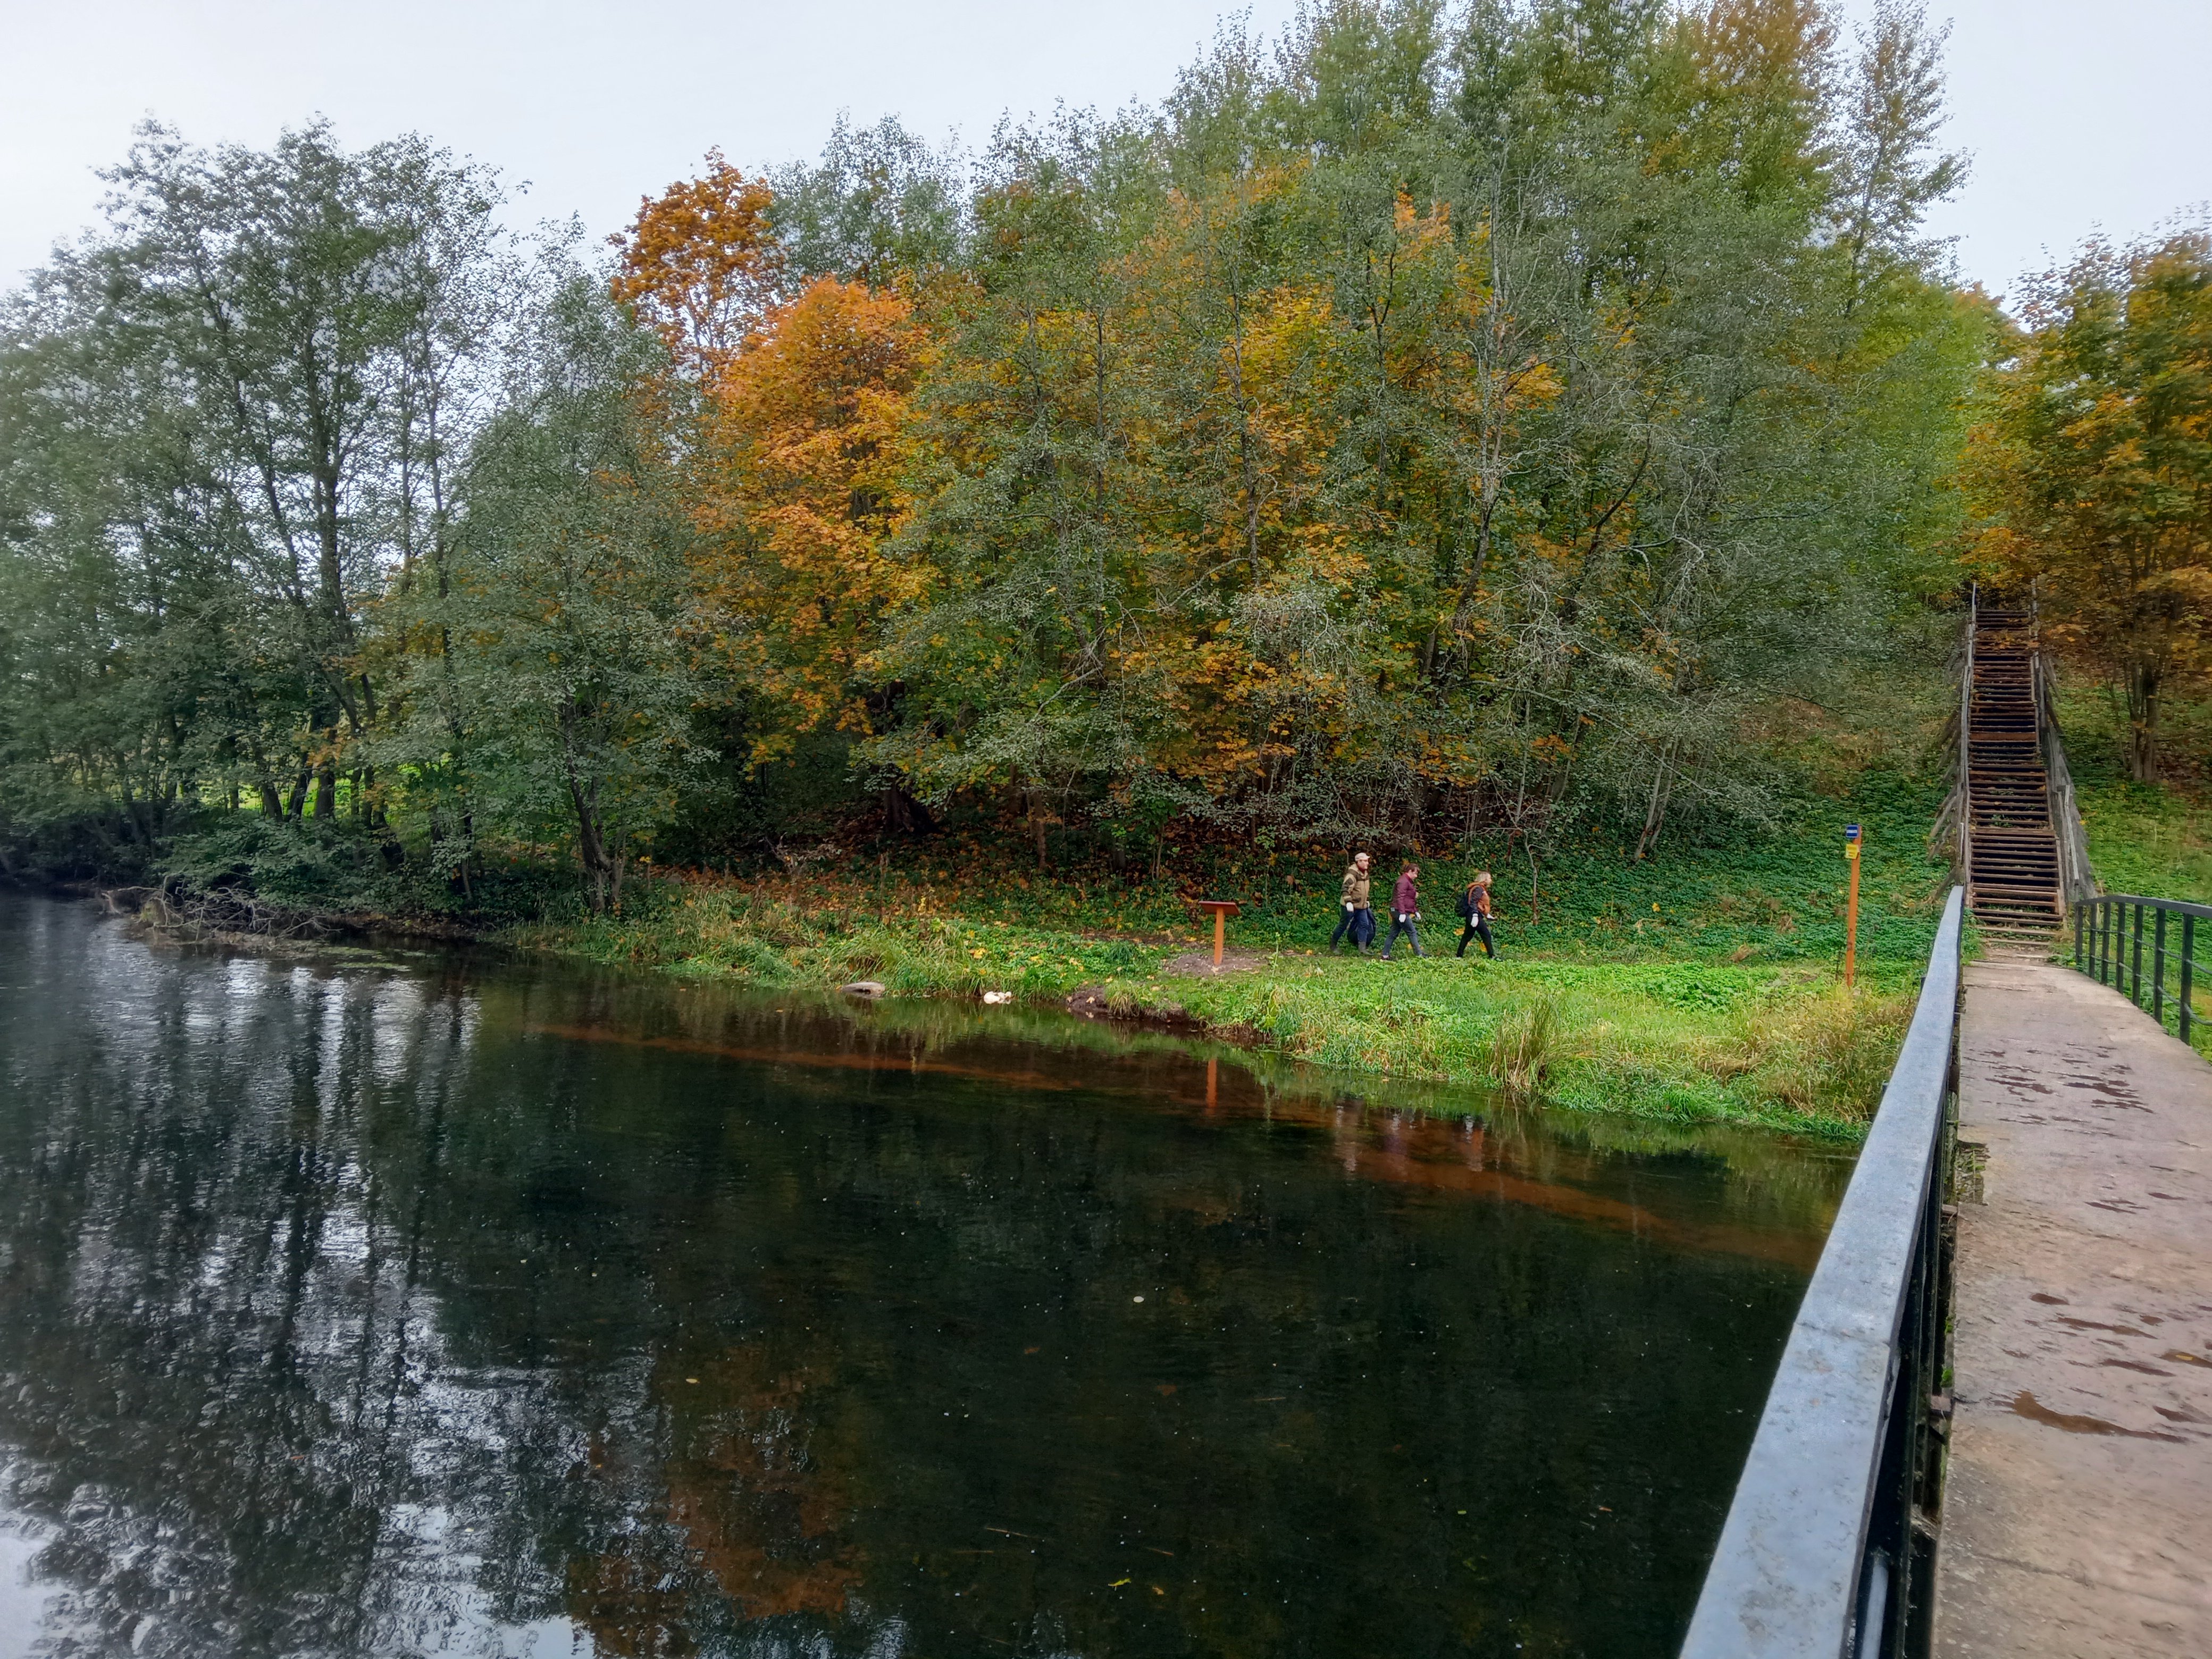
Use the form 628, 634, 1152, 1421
1962, 607, 2063, 933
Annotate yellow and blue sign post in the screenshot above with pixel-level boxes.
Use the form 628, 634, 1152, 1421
1844, 824, 1863, 989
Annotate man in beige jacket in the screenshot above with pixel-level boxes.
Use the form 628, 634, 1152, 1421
1329, 851, 1375, 953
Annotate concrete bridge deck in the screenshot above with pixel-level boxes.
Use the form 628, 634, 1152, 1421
1938, 958, 2212, 1656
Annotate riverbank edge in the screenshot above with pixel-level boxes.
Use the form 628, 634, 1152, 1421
47, 876, 1895, 1143
499, 899, 1903, 1144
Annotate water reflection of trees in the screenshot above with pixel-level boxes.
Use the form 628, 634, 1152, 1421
0, 901, 1836, 1656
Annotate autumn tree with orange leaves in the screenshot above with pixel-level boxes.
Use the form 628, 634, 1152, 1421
699, 277, 930, 756
1965, 230, 2212, 781
610, 150, 784, 373
611, 161, 937, 826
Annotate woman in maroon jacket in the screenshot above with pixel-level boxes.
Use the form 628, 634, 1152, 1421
1379, 862, 1426, 960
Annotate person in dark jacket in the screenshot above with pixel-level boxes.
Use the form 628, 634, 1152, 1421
1380, 862, 1425, 959
1329, 852, 1375, 952
1456, 871, 1496, 958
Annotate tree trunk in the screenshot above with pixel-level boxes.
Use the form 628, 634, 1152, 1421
882, 782, 936, 837
1634, 745, 1677, 861
563, 749, 612, 913
2126, 663, 2161, 783
249, 740, 284, 819
313, 760, 337, 819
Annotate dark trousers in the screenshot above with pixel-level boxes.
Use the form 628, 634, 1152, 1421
1380, 914, 1423, 958
1457, 918, 1495, 958
1330, 906, 1373, 949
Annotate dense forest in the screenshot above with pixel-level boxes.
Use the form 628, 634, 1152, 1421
0, 0, 2200, 917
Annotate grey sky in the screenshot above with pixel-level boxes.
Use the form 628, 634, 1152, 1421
2, 1, 2205, 304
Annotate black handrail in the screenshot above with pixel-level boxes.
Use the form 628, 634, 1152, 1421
1680, 886, 1963, 1659
2073, 892, 2209, 1052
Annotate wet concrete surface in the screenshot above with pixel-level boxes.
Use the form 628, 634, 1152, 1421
1938, 959, 2212, 1657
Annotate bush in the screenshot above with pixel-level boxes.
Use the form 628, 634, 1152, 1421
161, 816, 405, 912
1486, 999, 1559, 1095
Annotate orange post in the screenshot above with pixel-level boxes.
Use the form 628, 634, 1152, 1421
1844, 824, 1863, 989
1194, 900, 1240, 969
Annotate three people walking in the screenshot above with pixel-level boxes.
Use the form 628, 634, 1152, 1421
1323, 853, 1496, 961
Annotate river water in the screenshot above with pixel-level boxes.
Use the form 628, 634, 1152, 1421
0, 894, 1846, 1657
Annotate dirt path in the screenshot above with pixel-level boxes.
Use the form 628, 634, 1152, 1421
1938, 958, 2212, 1656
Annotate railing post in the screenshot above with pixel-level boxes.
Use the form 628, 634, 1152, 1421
1958, 600, 1974, 891
2132, 902, 2146, 1008
2153, 908, 2168, 1031
2074, 901, 2084, 970
2184, 916, 2196, 1050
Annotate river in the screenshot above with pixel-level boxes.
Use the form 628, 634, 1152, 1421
0, 893, 1846, 1656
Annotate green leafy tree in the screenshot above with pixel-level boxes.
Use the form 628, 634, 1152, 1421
0, 121, 506, 860
413, 272, 715, 910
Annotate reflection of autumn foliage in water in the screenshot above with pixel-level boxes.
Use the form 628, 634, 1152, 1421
569, 1348, 860, 1650
531, 1009, 1831, 1271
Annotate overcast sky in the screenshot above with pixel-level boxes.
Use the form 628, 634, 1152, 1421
2, 1, 2206, 305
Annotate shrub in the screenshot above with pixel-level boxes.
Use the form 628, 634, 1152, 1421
1487, 999, 1559, 1095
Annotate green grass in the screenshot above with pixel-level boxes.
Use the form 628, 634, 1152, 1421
2057, 681, 2210, 903
513, 892, 1917, 1138
509, 767, 1955, 1139
2077, 782, 2211, 903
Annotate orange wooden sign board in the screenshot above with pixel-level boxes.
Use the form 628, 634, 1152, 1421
1193, 899, 1241, 967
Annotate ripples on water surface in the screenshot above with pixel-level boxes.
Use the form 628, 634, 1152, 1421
0, 895, 1847, 1657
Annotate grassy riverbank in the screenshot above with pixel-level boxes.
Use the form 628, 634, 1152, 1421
2059, 683, 2211, 902
508, 768, 1954, 1138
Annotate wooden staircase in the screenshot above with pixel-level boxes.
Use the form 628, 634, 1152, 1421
1965, 608, 2064, 945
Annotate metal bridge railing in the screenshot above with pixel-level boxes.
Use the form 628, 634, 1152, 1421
2074, 892, 2209, 1053
1680, 885, 1963, 1659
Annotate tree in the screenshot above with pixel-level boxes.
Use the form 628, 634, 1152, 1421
4, 1, 1991, 891
699, 275, 930, 755
609, 151, 783, 374
771, 114, 968, 288
865, 110, 1172, 865
1965, 229, 2212, 781
0, 121, 507, 856
430, 273, 714, 910
1832, 1, 1967, 317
